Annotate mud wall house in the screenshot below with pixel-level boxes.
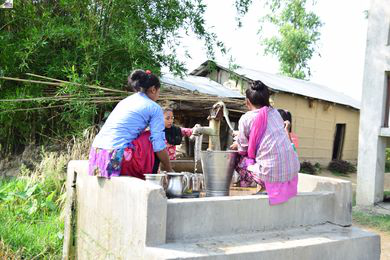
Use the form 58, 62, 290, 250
160, 74, 245, 157
190, 61, 361, 165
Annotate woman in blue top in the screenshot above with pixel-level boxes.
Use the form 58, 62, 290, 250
89, 69, 173, 179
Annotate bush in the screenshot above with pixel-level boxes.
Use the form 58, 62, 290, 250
328, 160, 356, 175
385, 162, 390, 173
314, 162, 322, 173
385, 148, 390, 172
0, 135, 92, 259
300, 161, 317, 175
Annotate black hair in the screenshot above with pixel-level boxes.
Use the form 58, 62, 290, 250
245, 80, 271, 107
128, 69, 161, 92
277, 109, 293, 132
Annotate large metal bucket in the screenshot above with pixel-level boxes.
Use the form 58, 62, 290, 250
200, 150, 238, 197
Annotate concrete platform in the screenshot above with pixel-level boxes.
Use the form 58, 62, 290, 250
167, 192, 335, 241
63, 161, 381, 259
146, 224, 380, 260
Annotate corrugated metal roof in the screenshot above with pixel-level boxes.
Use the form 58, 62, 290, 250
161, 74, 244, 98
191, 61, 360, 110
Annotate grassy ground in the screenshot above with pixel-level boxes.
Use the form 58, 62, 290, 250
0, 177, 64, 259
0, 133, 92, 259
353, 210, 390, 233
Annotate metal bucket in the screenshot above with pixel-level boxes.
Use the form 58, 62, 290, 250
200, 150, 238, 197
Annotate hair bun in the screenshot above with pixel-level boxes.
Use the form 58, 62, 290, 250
127, 69, 161, 92
128, 69, 148, 91
250, 80, 266, 91
130, 69, 148, 82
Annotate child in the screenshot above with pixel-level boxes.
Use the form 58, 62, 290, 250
163, 108, 193, 160
230, 80, 300, 205
277, 109, 299, 151
89, 69, 173, 179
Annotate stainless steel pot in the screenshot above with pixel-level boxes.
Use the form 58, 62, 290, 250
200, 150, 238, 197
144, 173, 167, 189
182, 172, 204, 193
166, 172, 188, 198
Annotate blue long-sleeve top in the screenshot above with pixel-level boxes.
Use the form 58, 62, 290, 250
92, 92, 166, 152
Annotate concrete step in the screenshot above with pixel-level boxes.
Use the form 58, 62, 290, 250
145, 223, 380, 260
167, 192, 336, 241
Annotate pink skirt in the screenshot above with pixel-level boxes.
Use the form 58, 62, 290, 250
265, 174, 298, 205
235, 155, 298, 205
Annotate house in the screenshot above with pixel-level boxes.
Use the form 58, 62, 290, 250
159, 74, 245, 157
191, 60, 361, 165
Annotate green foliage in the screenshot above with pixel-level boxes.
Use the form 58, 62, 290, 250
0, 0, 223, 155
0, 145, 81, 258
328, 159, 356, 175
0, 177, 64, 258
300, 161, 318, 175
385, 148, 390, 172
234, 0, 322, 79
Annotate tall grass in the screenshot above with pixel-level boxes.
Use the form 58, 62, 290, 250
0, 127, 96, 259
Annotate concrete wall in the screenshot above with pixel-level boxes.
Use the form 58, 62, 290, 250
64, 160, 167, 259
298, 173, 352, 226
166, 192, 334, 241
356, 0, 390, 206
165, 173, 352, 242
273, 92, 359, 164
208, 70, 360, 165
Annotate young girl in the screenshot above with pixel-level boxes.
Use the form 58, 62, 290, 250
231, 80, 300, 205
163, 108, 193, 160
89, 69, 173, 179
277, 109, 299, 151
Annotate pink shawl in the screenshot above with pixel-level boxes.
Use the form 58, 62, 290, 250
246, 106, 268, 165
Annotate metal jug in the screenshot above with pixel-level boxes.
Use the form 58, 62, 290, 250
144, 173, 167, 189
166, 172, 188, 198
190, 173, 204, 192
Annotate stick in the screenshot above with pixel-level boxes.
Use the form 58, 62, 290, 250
1, 76, 128, 94
26, 73, 128, 94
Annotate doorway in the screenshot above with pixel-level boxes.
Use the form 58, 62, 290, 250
332, 124, 346, 160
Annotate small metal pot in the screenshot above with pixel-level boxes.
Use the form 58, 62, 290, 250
144, 173, 167, 189
166, 172, 188, 198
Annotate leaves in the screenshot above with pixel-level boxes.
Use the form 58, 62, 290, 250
0, 0, 224, 155
235, 0, 322, 80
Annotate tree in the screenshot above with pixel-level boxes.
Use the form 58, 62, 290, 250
235, 0, 322, 79
0, 0, 224, 155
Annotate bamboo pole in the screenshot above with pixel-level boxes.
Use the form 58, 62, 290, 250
0, 75, 246, 112
1, 76, 128, 94
0, 105, 67, 113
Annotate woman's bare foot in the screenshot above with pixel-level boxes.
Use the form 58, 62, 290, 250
253, 184, 267, 195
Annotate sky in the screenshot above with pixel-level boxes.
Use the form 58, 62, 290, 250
169, 0, 370, 101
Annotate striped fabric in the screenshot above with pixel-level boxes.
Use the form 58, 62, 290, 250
237, 107, 300, 182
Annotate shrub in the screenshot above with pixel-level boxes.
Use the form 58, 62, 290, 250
385, 148, 390, 172
300, 161, 317, 175
328, 160, 356, 175
0, 134, 92, 259
314, 162, 322, 173
385, 162, 390, 173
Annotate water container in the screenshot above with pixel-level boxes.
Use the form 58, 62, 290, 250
200, 150, 238, 196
